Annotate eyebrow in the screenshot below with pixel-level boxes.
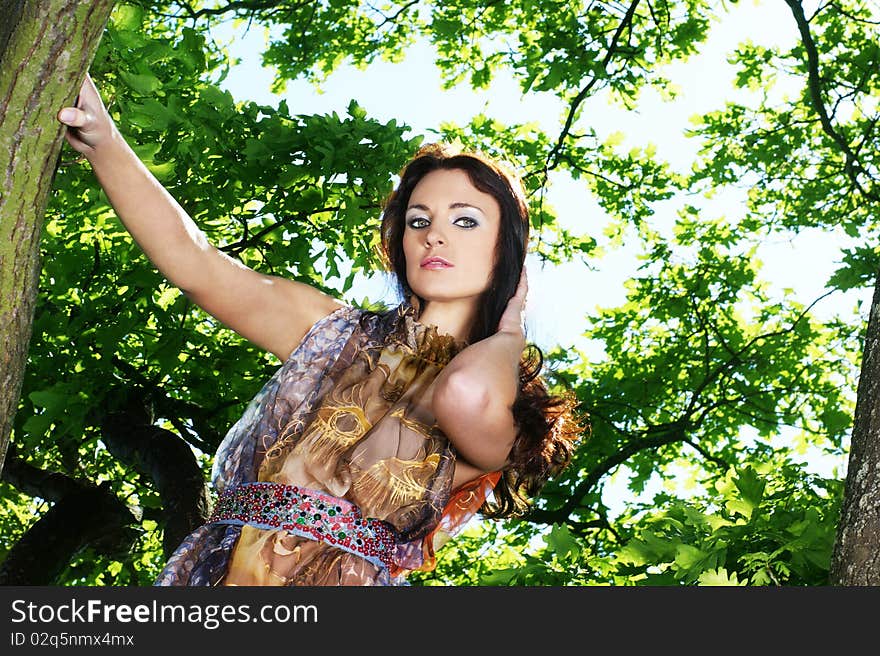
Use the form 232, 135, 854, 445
406, 202, 485, 213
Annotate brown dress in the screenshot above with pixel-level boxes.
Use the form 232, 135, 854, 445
153, 300, 500, 586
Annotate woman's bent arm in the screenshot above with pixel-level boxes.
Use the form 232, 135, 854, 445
431, 270, 530, 472
432, 330, 523, 472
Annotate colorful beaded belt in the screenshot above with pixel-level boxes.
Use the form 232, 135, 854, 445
206, 481, 399, 571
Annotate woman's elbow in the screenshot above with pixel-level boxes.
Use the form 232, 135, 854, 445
433, 371, 514, 472
433, 370, 491, 422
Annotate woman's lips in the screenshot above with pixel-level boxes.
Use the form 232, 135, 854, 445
421, 257, 453, 268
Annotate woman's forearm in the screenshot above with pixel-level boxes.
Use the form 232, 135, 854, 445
84, 129, 214, 294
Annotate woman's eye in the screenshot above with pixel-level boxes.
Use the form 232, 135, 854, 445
456, 217, 478, 228
407, 217, 429, 229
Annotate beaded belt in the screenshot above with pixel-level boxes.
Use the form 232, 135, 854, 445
206, 481, 399, 571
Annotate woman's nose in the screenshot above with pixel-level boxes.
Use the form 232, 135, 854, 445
425, 223, 446, 245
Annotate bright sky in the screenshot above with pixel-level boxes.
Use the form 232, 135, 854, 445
208, 1, 867, 509
211, 1, 871, 362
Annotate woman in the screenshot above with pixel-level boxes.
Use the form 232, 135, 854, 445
57, 74, 583, 585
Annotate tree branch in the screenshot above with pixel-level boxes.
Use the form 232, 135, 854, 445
784, 0, 879, 201
537, 0, 642, 183
100, 388, 213, 558
0, 442, 87, 502
0, 468, 138, 585
524, 419, 688, 524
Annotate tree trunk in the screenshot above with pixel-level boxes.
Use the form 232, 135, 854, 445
829, 269, 880, 584
0, 0, 115, 477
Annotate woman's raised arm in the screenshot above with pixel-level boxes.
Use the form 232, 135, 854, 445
57, 74, 343, 361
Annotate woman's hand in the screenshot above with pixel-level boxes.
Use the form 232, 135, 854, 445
56, 73, 117, 157
496, 267, 528, 338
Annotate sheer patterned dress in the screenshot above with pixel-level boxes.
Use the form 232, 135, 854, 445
153, 300, 500, 586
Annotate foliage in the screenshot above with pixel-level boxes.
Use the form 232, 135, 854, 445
5, 0, 878, 585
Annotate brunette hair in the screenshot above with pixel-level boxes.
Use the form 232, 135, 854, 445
372, 142, 585, 518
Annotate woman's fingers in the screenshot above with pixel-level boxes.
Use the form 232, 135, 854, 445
57, 104, 96, 154
516, 268, 528, 303
57, 106, 87, 127
509, 268, 528, 311
496, 268, 529, 336
75, 73, 105, 113
58, 75, 91, 124
56, 74, 111, 153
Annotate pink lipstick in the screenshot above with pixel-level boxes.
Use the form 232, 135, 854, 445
421, 256, 453, 269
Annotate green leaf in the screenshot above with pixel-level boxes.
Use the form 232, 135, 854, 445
146, 161, 176, 181
674, 544, 709, 571
698, 568, 746, 586
112, 3, 144, 31
154, 285, 181, 310
734, 467, 765, 514
544, 524, 581, 561
28, 389, 67, 414
347, 99, 367, 121
118, 70, 162, 96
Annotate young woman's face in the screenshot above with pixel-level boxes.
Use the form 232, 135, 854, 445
402, 168, 501, 307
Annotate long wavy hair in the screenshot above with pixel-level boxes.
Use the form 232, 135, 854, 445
365, 142, 585, 519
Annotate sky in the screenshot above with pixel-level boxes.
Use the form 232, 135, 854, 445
205, 1, 868, 507
210, 0, 871, 361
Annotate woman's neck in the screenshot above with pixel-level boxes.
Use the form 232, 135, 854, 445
415, 299, 476, 343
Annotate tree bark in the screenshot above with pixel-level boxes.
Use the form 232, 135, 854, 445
0, 1, 27, 64
0, 0, 116, 477
829, 269, 880, 584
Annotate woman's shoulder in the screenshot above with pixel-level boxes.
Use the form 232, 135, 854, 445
297, 300, 363, 344
284, 299, 419, 364
282, 299, 386, 364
